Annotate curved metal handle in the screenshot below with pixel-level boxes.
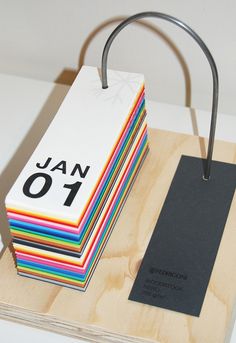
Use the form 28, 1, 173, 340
101, 12, 219, 180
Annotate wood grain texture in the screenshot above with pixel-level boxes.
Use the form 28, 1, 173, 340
0, 128, 235, 343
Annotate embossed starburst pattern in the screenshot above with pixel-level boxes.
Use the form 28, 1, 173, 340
92, 70, 143, 104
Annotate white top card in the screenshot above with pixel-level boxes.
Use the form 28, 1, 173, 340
6, 66, 144, 223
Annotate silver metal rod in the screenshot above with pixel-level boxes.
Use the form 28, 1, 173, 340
101, 11, 219, 180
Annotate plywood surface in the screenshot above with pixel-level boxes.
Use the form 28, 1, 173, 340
0, 128, 235, 343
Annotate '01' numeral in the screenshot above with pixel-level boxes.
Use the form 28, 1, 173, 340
22, 172, 82, 207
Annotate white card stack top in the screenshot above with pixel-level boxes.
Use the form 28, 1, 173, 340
5, 66, 148, 290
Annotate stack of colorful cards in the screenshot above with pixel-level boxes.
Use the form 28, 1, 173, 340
5, 66, 148, 291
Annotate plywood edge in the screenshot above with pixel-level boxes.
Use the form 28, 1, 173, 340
0, 295, 154, 343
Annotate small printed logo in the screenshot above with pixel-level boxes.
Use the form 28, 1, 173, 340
149, 267, 155, 274
149, 267, 188, 281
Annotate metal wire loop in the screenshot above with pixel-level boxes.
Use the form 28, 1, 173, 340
101, 12, 219, 180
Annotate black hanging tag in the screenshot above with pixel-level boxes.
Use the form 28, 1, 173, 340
129, 155, 236, 316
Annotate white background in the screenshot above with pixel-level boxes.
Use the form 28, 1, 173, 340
0, 1, 236, 341
0, 0, 236, 116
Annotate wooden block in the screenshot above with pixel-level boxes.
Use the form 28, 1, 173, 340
0, 128, 235, 343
